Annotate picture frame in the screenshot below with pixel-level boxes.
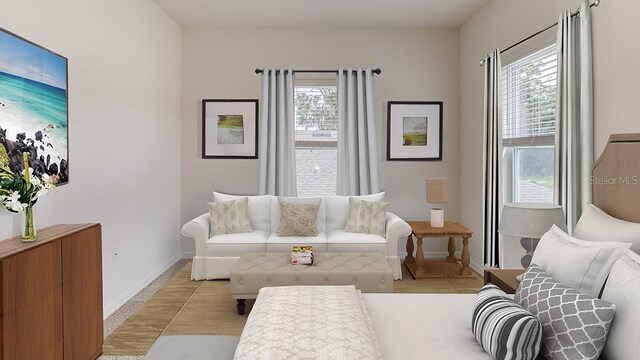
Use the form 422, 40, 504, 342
386, 101, 443, 161
202, 99, 259, 159
0, 26, 69, 184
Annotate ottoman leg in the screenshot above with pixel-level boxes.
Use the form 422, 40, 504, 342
237, 299, 246, 315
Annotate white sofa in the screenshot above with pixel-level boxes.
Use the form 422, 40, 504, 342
181, 191, 411, 281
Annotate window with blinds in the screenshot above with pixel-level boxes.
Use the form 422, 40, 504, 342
502, 44, 557, 146
294, 85, 338, 196
501, 44, 558, 204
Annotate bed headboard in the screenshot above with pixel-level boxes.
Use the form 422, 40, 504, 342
592, 133, 640, 223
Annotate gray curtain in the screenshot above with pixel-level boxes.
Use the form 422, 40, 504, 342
258, 69, 297, 196
336, 68, 380, 196
555, 0, 593, 232
482, 50, 502, 268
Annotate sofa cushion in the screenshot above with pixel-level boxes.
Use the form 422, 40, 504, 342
326, 230, 387, 254
208, 198, 253, 237
206, 230, 269, 257
271, 196, 326, 233
277, 201, 320, 237
325, 192, 386, 232
213, 191, 271, 232
267, 233, 327, 253
344, 198, 389, 237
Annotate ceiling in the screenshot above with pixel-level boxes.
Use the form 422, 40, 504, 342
153, 0, 489, 28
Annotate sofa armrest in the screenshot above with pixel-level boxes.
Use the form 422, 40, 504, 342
181, 213, 211, 257
385, 212, 412, 256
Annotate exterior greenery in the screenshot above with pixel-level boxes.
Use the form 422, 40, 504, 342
295, 87, 338, 130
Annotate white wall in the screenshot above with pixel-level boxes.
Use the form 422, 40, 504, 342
180, 27, 461, 258
0, 0, 182, 316
460, 0, 640, 269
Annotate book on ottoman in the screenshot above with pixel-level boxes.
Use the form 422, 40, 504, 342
291, 246, 313, 265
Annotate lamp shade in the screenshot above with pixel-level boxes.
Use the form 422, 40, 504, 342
499, 203, 567, 238
426, 178, 448, 204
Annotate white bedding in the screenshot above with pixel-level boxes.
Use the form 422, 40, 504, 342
234, 286, 383, 360
363, 293, 492, 360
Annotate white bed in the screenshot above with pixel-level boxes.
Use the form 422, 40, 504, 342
235, 133, 640, 360
364, 293, 491, 359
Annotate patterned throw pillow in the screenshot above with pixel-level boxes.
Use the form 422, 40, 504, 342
515, 265, 616, 360
472, 284, 543, 360
343, 198, 389, 237
277, 201, 319, 237
208, 198, 253, 237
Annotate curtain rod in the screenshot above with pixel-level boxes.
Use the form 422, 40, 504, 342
479, 0, 600, 66
255, 68, 381, 75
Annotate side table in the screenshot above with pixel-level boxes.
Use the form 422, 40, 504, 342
483, 269, 524, 294
405, 221, 473, 278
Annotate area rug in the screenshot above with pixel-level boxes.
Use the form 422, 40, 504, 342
103, 261, 483, 356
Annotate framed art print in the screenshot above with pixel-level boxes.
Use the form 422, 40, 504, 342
387, 101, 443, 161
0, 27, 69, 184
202, 99, 258, 159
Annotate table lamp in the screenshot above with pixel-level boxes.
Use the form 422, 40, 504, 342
426, 178, 448, 228
499, 203, 567, 279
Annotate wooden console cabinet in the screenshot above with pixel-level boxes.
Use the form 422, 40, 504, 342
0, 224, 103, 359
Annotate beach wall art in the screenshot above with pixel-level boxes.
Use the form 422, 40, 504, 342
0, 27, 69, 184
202, 99, 258, 159
387, 101, 443, 161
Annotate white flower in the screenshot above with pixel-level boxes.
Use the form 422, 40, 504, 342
36, 188, 48, 198
4, 191, 27, 212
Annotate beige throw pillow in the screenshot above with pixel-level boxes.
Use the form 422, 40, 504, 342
344, 198, 389, 237
278, 201, 319, 237
208, 198, 253, 237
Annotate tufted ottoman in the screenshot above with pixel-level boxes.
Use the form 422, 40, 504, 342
230, 253, 393, 314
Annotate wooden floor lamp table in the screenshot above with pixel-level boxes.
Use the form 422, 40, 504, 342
405, 221, 473, 278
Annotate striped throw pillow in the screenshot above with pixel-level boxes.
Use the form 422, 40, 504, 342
472, 284, 542, 360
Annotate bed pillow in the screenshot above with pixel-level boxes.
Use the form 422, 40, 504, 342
277, 201, 320, 237
531, 225, 631, 297
574, 203, 640, 254
600, 250, 640, 360
472, 284, 542, 360
515, 265, 616, 360
208, 198, 253, 237
343, 198, 389, 237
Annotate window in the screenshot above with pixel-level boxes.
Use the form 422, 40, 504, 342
294, 85, 338, 197
501, 44, 557, 204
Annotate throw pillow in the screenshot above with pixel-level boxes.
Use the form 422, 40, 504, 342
343, 198, 389, 237
472, 284, 542, 360
515, 265, 616, 360
574, 203, 640, 254
600, 250, 640, 360
531, 225, 631, 297
208, 198, 253, 237
277, 201, 320, 237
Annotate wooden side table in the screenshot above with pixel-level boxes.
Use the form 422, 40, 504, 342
405, 221, 473, 278
483, 269, 524, 294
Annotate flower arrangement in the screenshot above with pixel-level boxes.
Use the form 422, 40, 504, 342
0, 152, 57, 241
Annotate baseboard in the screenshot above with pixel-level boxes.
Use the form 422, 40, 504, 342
181, 251, 195, 259
469, 259, 484, 276
103, 252, 181, 318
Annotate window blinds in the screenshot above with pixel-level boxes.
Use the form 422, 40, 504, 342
502, 44, 558, 146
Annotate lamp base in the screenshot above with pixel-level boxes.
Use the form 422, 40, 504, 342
431, 208, 444, 227
520, 237, 541, 269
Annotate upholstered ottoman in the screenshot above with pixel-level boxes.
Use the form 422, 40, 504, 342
230, 253, 393, 314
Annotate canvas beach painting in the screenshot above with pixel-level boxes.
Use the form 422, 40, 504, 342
403, 116, 428, 146
0, 27, 68, 184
